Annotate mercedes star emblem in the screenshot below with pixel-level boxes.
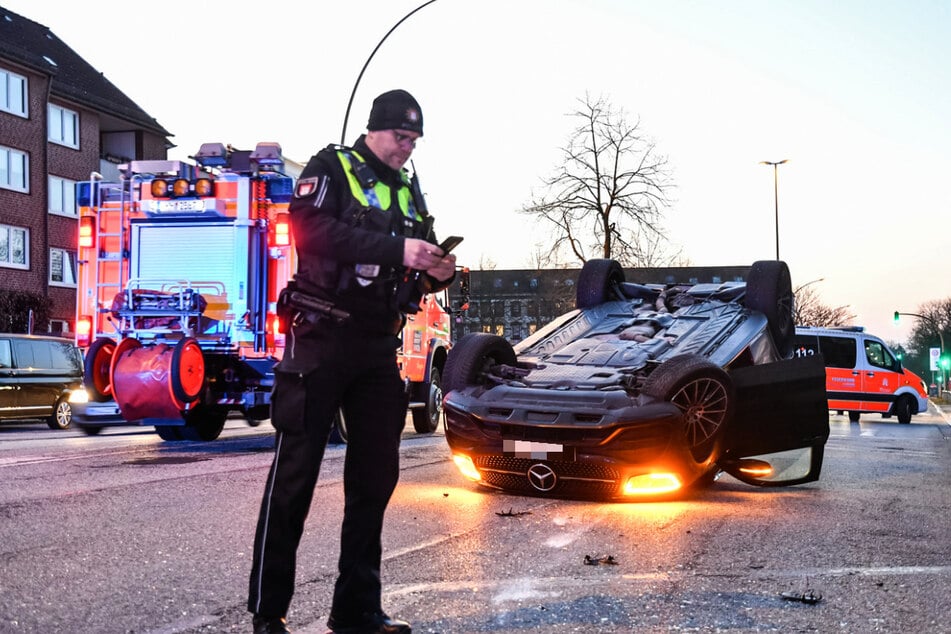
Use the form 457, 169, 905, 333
527, 463, 557, 492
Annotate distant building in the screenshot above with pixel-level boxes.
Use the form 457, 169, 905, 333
0, 6, 171, 334
447, 265, 752, 343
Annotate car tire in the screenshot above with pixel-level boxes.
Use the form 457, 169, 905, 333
328, 407, 348, 444
576, 259, 625, 309
848, 411, 861, 423
79, 425, 104, 436
894, 396, 914, 424
412, 367, 443, 434
745, 260, 794, 358
443, 333, 517, 393
643, 354, 733, 466
84, 337, 117, 402
47, 395, 73, 430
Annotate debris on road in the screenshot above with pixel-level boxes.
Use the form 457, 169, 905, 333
584, 554, 619, 566
495, 508, 532, 517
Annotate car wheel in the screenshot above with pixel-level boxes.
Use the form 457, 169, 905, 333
79, 425, 104, 436
894, 396, 914, 424
745, 260, 794, 357
329, 407, 348, 444
576, 259, 625, 309
442, 333, 517, 393
412, 367, 443, 434
84, 337, 117, 402
643, 354, 733, 466
47, 396, 73, 430
848, 411, 861, 423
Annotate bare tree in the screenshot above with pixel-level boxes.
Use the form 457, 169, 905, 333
793, 284, 854, 327
521, 95, 675, 267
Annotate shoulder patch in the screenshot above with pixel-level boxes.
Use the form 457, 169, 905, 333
294, 176, 322, 199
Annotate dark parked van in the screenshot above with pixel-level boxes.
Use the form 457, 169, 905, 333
0, 334, 84, 429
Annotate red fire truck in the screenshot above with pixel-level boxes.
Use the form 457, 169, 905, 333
71, 142, 457, 441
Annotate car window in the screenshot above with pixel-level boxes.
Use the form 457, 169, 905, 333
792, 334, 819, 359
49, 341, 82, 372
0, 340, 10, 368
865, 339, 899, 372
816, 336, 856, 369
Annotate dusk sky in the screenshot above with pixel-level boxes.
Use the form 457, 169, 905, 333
6, 0, 949, 345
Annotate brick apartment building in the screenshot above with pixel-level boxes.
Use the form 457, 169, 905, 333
0, 6, 171, 335
448, 265, 752, 343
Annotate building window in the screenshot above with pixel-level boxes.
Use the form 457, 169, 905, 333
48, 104, 79, 148
0, 69, 28, 117
510, 301, 521, 317
481, 324, 492, 334
49, 248, 77, 286
494, 324, 504, 337
0, 224, 29, 269
0, 145, 29, 192
48, 176, 77, 216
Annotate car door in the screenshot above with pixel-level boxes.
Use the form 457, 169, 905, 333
719, 354, 830, 486
13, 339, 59, 416
0, 338, 18, 418
857, 335, 902, 414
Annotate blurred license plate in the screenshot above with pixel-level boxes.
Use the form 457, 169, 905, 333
503, 439, 566, 458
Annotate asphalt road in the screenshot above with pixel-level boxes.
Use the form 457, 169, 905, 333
0, 406, 949, 634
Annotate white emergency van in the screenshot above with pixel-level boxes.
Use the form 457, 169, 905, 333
792, 326, 928, 423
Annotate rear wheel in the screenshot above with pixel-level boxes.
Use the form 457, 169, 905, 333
443, 333, 517, 393
745, 260, 794, 357
894, 396, 914, 424
848, 411, 861, 423
47, 396, 73, 430
244, 404, 270, 427
154, 425, 184, 441
576, 259, 625, 309
79, 425, 104, 436
412, 367, 443, 433
177, 405, 227, 441
643, 354, 733, 467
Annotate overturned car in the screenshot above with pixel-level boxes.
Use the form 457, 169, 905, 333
442, 259, 829, 500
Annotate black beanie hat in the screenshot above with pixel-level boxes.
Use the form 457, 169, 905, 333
367, 89, 424, 136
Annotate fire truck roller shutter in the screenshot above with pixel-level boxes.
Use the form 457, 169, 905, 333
110, 338, 205, 421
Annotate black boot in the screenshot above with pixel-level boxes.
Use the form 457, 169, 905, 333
252, 614, 290, 634
326, 611, 411, 634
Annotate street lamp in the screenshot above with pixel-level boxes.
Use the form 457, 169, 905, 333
760, 159, 788, 261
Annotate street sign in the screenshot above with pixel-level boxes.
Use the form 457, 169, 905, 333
930, 347, 940, 371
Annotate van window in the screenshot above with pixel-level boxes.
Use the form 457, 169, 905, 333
865, 339, 900, 372
816, 336, 856, 369
0, 340, 10, 367
50, 340, 82, 372
792, 334, 819, 358
13, 340, 55, 370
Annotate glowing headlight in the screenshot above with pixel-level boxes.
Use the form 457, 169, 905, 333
623, 473, 681, 496
68, 389, 90, 404
452, 454, 481, 481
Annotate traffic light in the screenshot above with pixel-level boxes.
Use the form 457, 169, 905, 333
941, 355, 950, 371
893, 311, 900, 323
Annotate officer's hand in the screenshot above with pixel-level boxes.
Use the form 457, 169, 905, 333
403, 238, 445, 270
427, 253, 457, 281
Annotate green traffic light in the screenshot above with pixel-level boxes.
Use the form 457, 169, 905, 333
893, 311, 900, 323
942, 356, 950, 370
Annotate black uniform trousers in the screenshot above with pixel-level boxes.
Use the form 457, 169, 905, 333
248, 323, 406, 622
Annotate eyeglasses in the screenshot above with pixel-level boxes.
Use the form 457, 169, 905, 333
391, 130, 419, 149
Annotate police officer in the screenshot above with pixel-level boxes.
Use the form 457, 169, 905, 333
248, 89, 456, 634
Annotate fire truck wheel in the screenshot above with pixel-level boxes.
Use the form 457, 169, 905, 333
171, 338, 205, 404
84, 338, 117, 402
154, 425, 185, 441
412, 368, 443, 434
244, 405, 270, 426
180, 405, 228, 441
329, 407, 348, 444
